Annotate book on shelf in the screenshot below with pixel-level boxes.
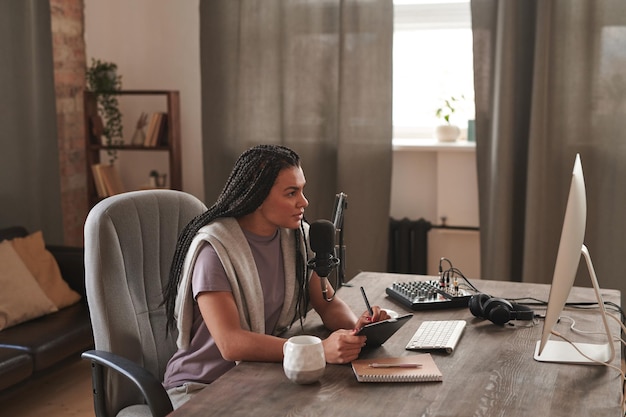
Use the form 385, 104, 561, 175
156, 113, 168, 146
143, 112, 167, 147
91, 164, 108, 198
92, 163, 125, 198
143, 112, 158, 147
351, 353, 443, 383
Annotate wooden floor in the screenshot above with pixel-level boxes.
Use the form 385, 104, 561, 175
1, 358, 95, 417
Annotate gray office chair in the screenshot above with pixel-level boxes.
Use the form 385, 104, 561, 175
82, 189, 207, 417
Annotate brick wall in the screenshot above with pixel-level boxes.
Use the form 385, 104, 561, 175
49, 0, 87, 246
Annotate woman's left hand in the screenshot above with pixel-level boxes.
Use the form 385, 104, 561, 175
355, 306, 390, 330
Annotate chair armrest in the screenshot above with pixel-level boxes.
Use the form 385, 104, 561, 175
81, 350, 173, 417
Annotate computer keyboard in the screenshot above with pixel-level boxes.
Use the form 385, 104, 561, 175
406, 320, 466, 353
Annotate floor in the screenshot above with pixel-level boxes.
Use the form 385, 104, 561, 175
1, 358, 94, 417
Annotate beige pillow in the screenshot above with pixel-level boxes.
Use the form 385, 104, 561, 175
10, 231, 81, 309
0, 240, 58, 331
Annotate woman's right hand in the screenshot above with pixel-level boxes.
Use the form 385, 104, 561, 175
322, 329, 366, 364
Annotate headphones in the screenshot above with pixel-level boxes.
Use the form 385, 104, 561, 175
469, 293, 535, 325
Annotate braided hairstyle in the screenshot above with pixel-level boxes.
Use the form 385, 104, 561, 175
163, 144, 310, 332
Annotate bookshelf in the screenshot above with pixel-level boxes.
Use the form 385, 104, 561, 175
83, 90, 182, 208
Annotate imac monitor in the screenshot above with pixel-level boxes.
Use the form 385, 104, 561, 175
534, 154, 614, 364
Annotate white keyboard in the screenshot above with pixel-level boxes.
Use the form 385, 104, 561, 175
406, 320, 466, 353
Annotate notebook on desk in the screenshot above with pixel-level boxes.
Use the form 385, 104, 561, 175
351, 353, 443, 383
357, 313, 412, 347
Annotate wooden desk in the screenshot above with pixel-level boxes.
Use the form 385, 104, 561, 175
169, 272, 622, 417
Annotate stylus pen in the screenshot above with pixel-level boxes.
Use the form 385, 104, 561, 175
360, 286, 374, 317
369, 363, 422, 368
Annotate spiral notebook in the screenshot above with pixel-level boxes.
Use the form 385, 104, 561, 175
351, 353, 443, 383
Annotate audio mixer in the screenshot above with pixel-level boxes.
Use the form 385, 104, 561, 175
385, 279, 472, 311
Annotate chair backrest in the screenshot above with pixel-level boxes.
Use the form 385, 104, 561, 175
84, 189, 206, 415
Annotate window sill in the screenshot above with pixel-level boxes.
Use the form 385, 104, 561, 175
392, 138, 476, 152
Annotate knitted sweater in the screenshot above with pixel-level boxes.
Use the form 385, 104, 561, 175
174, 217, 308, 350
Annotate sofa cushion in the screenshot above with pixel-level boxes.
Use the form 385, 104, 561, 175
0, 226, 28, 242
0, 303, 93, 371
0, 241, 58, 331
0, 348, 33, 391
10, 231, 81, 309
46, 245, 86, 299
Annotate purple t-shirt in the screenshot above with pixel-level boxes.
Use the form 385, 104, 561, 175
163, 227, 285, 389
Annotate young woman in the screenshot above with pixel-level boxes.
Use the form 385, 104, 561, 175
162, 144, 388, 408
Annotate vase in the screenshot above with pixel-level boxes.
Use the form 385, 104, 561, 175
435, 125, 461, 142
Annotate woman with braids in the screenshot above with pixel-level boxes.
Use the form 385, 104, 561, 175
162, 144, 388, 407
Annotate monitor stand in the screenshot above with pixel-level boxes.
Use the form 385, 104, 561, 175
534, 245, 615, 365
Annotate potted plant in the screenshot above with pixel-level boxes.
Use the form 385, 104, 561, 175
148, 170, 158, 188
149, 169, 167, 188
434, 95, 464, 142
86, 58, 123, 162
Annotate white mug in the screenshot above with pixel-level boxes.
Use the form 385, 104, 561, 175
283, 335, 325, 384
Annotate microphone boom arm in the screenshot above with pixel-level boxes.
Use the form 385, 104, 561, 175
307, 256, 340, 302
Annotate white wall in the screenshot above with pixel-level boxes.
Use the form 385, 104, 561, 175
391, 141, 481, 278
391, 141, 478, 226
84, 0, 204, 200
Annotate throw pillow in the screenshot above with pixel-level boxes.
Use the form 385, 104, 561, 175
10, 231, 81, 309
0, 240, 58, 331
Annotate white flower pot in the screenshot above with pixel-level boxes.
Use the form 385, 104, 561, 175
435, 125, 461, 142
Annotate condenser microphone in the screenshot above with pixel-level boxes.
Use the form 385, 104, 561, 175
308, 219, 340, 301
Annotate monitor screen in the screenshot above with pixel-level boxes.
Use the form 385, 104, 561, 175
537, 154, 587, 354
534, 153, 614, 364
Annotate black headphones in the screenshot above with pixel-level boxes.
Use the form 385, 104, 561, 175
469, 293, 535, 325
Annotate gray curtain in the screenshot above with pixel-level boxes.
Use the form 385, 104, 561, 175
472, 0, 626, 297
200, 0, 393, 280
0, 0, 63, 243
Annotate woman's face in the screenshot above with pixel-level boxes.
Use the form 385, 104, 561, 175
244, 165, 309, 235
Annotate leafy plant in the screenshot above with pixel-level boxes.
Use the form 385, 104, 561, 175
435, 95, 465, 125
86, 59, 123, 163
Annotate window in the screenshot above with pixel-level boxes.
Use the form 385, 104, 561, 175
393, 0, 475, 141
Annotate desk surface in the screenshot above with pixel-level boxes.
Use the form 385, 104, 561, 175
169, 272, 623, 417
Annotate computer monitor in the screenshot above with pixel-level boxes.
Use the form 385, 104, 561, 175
534, 154, 614, 364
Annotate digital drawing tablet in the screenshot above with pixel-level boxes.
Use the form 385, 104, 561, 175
358, 313, 413, 347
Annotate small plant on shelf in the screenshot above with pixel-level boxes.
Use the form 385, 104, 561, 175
435, 95, 465, 125
149, 169, 167, 188
434, 95, 465, 142
86, 58, 123, 162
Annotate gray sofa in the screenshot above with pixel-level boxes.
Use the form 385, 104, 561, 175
0, 226, 93, 395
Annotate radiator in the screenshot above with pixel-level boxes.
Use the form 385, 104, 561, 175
387, 217, 432, 274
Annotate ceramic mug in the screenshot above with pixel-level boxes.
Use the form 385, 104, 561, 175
283, 335, 325, 384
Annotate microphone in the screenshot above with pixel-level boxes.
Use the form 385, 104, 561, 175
308, 220, 340, 301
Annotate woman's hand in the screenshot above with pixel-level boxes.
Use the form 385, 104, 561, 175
321, 306, 390, 364
354, 306, 391, 331
322, 329, 366, 364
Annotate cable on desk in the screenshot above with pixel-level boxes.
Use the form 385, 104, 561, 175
507, 297, 625, 323
549, 328, 626, 412
507, 295, 626, 414
438, 257, 480, 293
